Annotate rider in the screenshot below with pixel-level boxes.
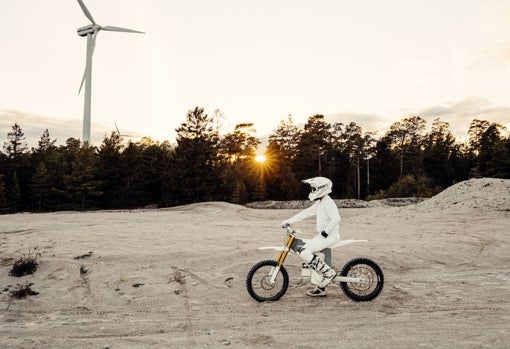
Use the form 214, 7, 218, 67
281, 177, 341, 297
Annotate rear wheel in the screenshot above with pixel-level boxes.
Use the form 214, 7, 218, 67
339, 257, 384, 302
246, 260, 289, 302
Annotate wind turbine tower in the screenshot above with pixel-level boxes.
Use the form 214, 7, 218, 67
76, 0, 144, 144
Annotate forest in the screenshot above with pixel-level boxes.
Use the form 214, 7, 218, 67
1, 106, 509, 213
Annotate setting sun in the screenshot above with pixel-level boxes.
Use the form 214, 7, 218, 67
254, 154, 266, 163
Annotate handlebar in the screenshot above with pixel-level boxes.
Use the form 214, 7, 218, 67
282, 224, 301, 236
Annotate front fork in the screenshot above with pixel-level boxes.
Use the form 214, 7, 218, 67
269, 234, 296, 284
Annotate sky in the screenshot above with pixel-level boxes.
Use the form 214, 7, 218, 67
1, 0, 510, 148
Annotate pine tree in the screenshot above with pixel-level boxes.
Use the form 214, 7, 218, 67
423, 118, 456, 187
478, 123, 507, 177
468, 119, 491, 155
252, 177, 267, 201
370, 135, 401, 194
29, 162, 53, 211
489, 137, 510, 178
294, 114, 333, 180
230, 179, 248, 204
8, 171, 22, 212
265, 115, 301, 200
386, 116, 426, 177
332, 122, 375, 198
96, 132, 124, 208
138, 138, 174, 206
0, 174, 9, 213
3, 123, 28, 164
169, 107, 220, 205
36, 129, 56, 152
218, 123, 262, 202
219, 123, 260, 162
64, 146, 103, 209
119, 141, 146, 208
268, 115, 301, 161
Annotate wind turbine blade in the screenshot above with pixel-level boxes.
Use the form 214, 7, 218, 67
78, 32, 98, 94
91, 31, 98, 56
77, 0, 96, 25
114, 121, 121, 135
79, 70, 86, 94
102, 26, 145, 34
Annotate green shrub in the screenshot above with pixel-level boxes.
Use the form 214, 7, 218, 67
368, 175, 441, 199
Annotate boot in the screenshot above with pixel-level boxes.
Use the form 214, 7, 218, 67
308, 255, 337, 288
306, 285, 327, 297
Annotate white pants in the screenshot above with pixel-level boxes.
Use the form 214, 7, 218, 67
298, 232, 340, 264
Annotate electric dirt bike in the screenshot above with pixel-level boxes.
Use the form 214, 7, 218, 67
246, 225, 384, 302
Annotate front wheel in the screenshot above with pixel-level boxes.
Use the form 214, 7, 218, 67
339, 257, 384, 302
246, 260, 289, 302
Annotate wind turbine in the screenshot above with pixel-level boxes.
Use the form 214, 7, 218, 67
76, 0, 144, 144
114, 121, 135, 138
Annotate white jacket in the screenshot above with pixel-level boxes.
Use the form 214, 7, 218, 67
285, 195, 340, 236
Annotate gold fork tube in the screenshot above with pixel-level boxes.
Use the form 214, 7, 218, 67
276, 235, 295, 267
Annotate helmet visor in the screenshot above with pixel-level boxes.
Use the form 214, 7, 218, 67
311, 184, 327, 192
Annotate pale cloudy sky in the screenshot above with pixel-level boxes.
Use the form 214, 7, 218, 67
1, 0, 510, 147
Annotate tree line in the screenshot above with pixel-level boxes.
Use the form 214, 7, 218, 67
1, 107, 509, 213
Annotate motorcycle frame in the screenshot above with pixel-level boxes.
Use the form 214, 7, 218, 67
266, 227, 367, 285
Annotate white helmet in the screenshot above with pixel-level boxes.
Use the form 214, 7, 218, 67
303, 177, 332, 201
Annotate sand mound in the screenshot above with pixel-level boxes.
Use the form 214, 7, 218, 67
248, 178, 510, 213
414, 178, 510, 212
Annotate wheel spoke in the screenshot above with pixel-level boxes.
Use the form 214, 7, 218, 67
246, 260, 289, 302
340, 258, 384, 302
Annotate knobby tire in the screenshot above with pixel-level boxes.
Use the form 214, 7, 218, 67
246, 260, 289, 302
339, 257, 384, 302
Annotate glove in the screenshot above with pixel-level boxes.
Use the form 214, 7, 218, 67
281, 221, 291, 228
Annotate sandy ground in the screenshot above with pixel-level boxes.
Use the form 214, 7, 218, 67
1, 178, 509, 348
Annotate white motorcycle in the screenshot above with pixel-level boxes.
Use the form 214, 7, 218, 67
246, 225, 384, 302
